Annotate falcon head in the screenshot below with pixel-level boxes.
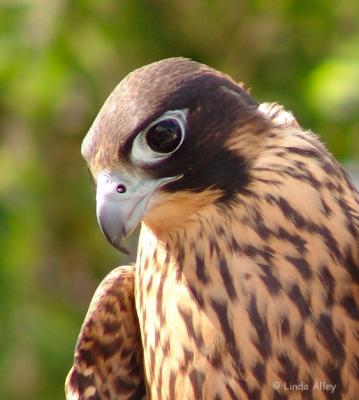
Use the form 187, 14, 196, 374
82, 58, 275, 252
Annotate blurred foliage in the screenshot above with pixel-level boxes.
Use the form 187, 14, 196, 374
0, 0, 358, 398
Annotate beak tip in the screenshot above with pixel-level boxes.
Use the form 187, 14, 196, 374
107, 235, 131, 255
117, 244, 131, 255
99, 224, 131, 255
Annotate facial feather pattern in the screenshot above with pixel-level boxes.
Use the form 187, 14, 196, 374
67, 58, 359, 400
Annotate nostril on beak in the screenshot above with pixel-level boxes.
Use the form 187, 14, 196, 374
116, 184, 127, 194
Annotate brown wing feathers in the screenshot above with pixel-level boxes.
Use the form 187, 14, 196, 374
65, 266, 145, 400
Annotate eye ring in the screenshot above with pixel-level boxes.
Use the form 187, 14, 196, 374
130, 109, 187, 164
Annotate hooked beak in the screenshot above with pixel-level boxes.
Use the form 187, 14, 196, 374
96, 171, 181, 254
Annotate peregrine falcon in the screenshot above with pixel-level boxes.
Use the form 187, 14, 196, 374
66, 58, 359, 400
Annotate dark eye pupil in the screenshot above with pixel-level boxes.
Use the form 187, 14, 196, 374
146, 119, 182, 153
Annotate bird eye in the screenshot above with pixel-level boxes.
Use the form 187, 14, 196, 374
146, 119, 182, 154
130, 109, 187, 165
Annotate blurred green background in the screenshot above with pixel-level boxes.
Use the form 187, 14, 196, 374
1, 0, 358, 399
